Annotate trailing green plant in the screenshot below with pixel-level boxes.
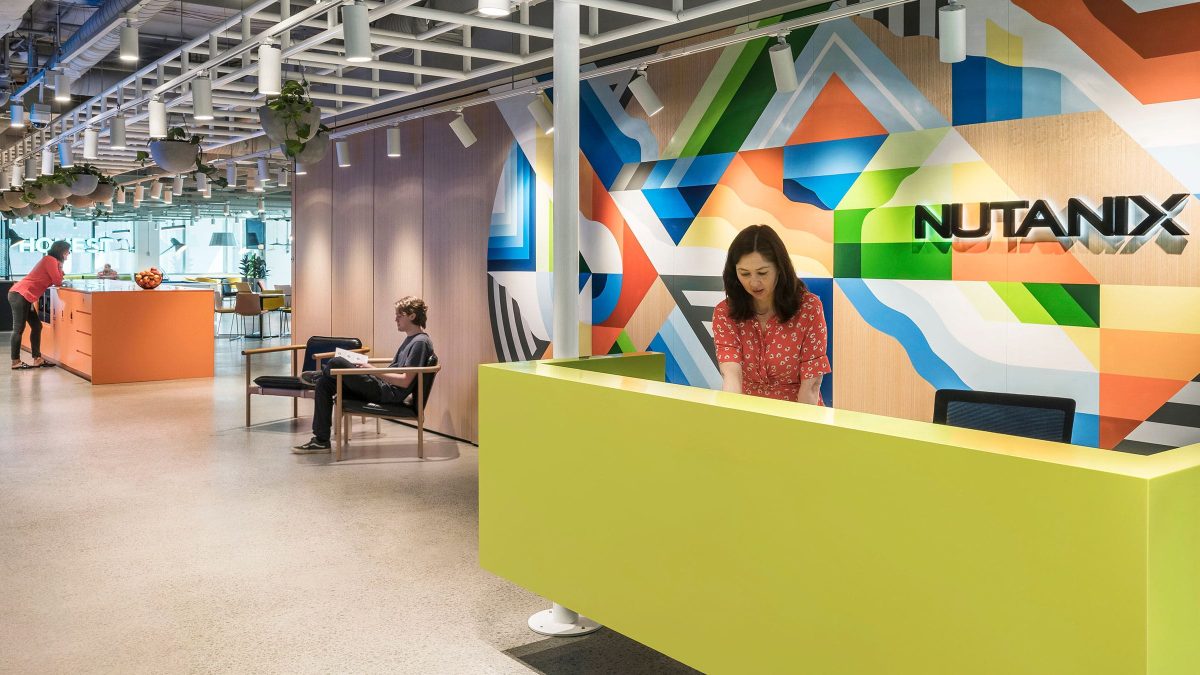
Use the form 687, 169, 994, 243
47, 167, 72, 185
163, 126, 202, 144
66, 163, 106, 178
194, 158, 229, 188
239, 252, 268, 280
263, 79, 329, 158
22, 175, 50, 202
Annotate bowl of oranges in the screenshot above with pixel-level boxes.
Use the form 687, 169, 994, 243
133, 267, 164, 289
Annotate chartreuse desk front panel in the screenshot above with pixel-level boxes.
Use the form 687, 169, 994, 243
478, 353, 1200, 675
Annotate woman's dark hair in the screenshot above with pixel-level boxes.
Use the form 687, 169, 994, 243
722, 224, 807, 323
47, 240, 71, 262
394, 296, 429, 328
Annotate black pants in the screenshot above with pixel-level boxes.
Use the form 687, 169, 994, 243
311, 356, 389, 442
9, 292, 40, 362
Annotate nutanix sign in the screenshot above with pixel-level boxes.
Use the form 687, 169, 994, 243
914, 195, 1190, 253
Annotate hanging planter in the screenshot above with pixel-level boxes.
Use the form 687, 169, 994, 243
260, 80, 329, 162
25, 181, 55, 205
3, 189, 28, 208
31, 202, 57, 215
147, 127, 200, 173
87, 181, 116, 203
67, 194, 96, 208
46, 168, 73, 199
67, 165, 103, 196
12, 205, 33, 218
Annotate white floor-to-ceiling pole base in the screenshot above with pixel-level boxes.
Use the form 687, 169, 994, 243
528, 603, 601, 636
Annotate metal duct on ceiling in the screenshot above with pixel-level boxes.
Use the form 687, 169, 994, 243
59, 0, 176, 81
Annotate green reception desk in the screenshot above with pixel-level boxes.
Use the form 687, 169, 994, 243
479, 353, 1200, 675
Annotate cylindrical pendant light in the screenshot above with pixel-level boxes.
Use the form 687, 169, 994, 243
226, 162, 237, 188
939, 1, 967, 63
277, 169, 288, 187
110, 114, 127, 149
116, 187, 126, 204
223, 202, 230, 216
386, 127, 402, 157
627, 70, 664, 116
11, 162, 24, 186
192, 75, 214, 121
335, 140, 351, 167
23, 157, 35, 180
59, 143, 74, 168
9, 101, 24, 128
119, 22, 139, 62
149, 180, 163, 199
163, 189, 173, 205
41, 147, 53, 175
172, 174, 184, 195
478, 0, 511, 17
449, 112, 476, 148
196, 172, 208, 193
134, 183, 145, 202
258, 43, 282, 95
256, 158, 269, 182
83, 128, 99, 160
526, 92, 554, 133
149, 97, 167, 138
295, 162, 307, 176
54, 71, 72, 102
342, 1, 373, 63
769, 36, 798, 93
250, 175, 263, 192
257, 196, 266, 213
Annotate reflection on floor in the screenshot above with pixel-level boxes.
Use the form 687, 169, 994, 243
1, 334, 694, 673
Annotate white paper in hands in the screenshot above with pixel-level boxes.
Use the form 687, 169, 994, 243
334, 347, 369, 366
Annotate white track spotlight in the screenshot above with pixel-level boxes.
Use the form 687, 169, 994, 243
134, 183, 145, 203
109, 114, 126, 149
226, 162, 237, 188
23, 157, 35, 180
119, 19, 139, 62
342, 1, 373, 63
10, 162, 22, 187
172, 174, 184, 195
41, 147, 53, 175
628, 69, 664, 116
386, 126, 402, 157
478, 0, 511, 18
9, 101, 24, 128
223, 202, 230, 216
295, 162, 307, 176
191, 75, 214, 121
116, 187, 126, 204
256, 158, 269, 183
163, 189, 173, 205
527, 92, 554, 133
769, 35, 798, 93
59, 142, 74, 168
257, 43, 282, 96
53, 71, 72, 102
449, 110, 476, 148
277, 169, 288, 187
939, 0, 967, 63
196, 172, 208, 193
335, 141, 351, 167
83, 128, 99, 160
149, 97, 167, 138
149, 180, 163, 200
251, 175, 264, 192
257, 196, 265, 214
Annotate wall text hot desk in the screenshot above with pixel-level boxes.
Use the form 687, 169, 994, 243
22, 280, 215, 384
479, 353, 1200, 675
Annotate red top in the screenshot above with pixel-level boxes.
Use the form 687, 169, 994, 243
712, 293, 832, 404
11, 255, 65, 303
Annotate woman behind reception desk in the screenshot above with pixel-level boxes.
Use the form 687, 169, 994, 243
9, 240, 69, 370
713, 225, 830, 405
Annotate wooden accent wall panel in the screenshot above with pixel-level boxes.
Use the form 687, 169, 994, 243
371, 122, 425, 358
330, 132, 376, 346
293, 150, 334, 345
421, 106, 507, 442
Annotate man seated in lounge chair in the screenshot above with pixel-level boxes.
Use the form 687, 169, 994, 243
293, 296, 435, 453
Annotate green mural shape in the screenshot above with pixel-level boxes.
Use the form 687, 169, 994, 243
837, 167, 922, 210
835, 242, 952, 280
1025, 283, 1099, 328
990, 282, 1057, 325
614, 330, 637, 354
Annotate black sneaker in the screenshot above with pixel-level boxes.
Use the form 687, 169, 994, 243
292, 438, 331, 454
299, 371, 320, 388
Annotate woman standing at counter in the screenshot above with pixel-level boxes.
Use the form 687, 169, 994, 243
713, 225, 830, 405
9, 240, 70, 370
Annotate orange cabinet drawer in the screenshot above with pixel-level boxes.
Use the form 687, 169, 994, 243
72, 309, 93, 335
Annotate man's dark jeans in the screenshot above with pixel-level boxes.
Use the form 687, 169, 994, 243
311, 356, 389, 442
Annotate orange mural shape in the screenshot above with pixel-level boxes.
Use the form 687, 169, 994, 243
951, 240, 1098, 284
787, 74, 889, 146
708, 150, 833, 243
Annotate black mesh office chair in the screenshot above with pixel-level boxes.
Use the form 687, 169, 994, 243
933, 389, 1076, 443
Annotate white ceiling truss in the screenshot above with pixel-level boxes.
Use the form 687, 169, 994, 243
1, 0, 904, 181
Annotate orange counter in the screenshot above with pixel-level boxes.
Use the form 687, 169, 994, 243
22, 280, 214, 384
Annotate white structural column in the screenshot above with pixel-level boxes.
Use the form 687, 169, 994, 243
530, 0, 602, 638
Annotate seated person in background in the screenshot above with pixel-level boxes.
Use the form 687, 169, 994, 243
96, 263, 119, 279
293, 296, 435, 453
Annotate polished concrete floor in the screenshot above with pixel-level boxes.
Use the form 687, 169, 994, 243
1, 336, 698, 675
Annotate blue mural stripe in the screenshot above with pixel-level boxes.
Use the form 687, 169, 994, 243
648, 333, 689, 386
783, 180, 833, 209
580, 81, 644, 189
1071, 412, 1099, 448
591, 273, 623, 325
680, 153, 736, 186
837, 279, 967, 390
783, 135, 888, 177
789, 174, 860, 211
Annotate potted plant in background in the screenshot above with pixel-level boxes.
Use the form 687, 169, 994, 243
66, 163, 104, 195
23, 177, 55, 205
45, 168, 73, 199
147, 126, 200, 173
260, 80, 330, 164
239, 252, 269, 285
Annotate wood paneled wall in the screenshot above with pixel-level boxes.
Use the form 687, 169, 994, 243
292, 112, 506, 443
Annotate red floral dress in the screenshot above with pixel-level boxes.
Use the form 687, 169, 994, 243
712, 293, 831, 405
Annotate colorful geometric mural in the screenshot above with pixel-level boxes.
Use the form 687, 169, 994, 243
486, 0, 1200, 452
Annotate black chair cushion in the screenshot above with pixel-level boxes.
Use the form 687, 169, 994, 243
253, 375, 307, 390
341, 399, 417, 418
301, 336, 363, 372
